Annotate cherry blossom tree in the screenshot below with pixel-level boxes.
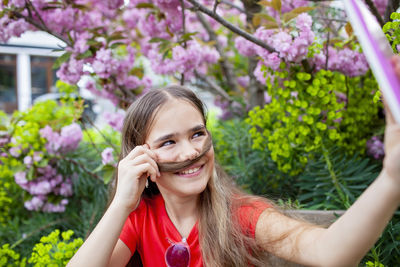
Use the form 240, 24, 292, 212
1, 0, 396, 110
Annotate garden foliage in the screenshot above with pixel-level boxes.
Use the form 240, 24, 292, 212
1, 0, 400, 266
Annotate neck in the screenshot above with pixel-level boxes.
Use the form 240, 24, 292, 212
161, 192, 199, 238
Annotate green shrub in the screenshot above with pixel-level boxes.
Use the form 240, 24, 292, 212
246, 66, 382, 175
28, 229, 82, 267
0, 244, 27, 267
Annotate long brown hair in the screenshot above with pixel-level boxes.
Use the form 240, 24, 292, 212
109, 85, 272, 266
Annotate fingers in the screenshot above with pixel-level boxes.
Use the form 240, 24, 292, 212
391, 56, 400, 77
129, 153, 160, 180
125, 144, 157, 161
382, 97, 396, 126
119, 144, 160, 182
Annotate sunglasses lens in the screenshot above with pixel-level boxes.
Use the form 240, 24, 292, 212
165, 243, 190, 267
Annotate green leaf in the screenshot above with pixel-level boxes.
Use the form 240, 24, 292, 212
252, 13, 276, 27
136, 3, 155, 8
262, 21, 279, 29
149, 37, 169, 43
271, 0, 281, 13
53, 52, 71, 70
102, 165, 115, 184
92, 164, 103, 173
36, 159, 49, 168
258, 0, 272, 7
179, 32, 198, 42
129, 67, 144, 79
75, 50, 93, 60
283, 6, 314, 22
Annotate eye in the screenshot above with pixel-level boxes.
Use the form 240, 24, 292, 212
193, 131, 206, 138
160, 140, 175, 147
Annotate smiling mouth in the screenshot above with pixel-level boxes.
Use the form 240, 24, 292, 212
175, 163, 204, 176
179, 166, 201, 175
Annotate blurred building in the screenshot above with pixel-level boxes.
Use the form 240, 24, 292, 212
0, 31, 63, 113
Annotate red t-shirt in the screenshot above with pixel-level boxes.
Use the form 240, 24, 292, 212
119, 194, 270, 267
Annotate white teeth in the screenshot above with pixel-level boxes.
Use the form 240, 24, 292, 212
180, 166, 200, 175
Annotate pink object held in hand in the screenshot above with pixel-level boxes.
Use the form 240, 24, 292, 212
343, 0, 400, 123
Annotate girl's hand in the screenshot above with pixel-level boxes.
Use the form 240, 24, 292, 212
383, 56, 400, 183
113, 144, 160, 212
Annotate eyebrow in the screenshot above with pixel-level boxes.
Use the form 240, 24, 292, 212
153, 125, 206, 144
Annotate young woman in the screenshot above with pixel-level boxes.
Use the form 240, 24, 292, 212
68, 61, 400, 267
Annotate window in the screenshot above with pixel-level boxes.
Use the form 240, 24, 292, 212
31, 56, 57, 101
0, 54, 17, 113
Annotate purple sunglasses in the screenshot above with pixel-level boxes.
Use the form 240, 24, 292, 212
165, 237, 190, 267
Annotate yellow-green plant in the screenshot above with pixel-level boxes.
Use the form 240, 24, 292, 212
28, 229, 83, 266
246, 65, 381, 176
0, 244, 27, 267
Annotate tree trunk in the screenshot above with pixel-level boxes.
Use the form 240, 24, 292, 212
241, 0, 266, 109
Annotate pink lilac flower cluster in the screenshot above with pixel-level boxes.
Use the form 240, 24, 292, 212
312, 47, 369, 77
103, 111, 125, 132
366, 135, 385, 159
148, 40, 220, 79
214, 96, 244, 120
235, 13, 315, 84
371, 0, 389, 16
0, 16, 30, 43
39, 123, 83, 154
14, 164, 73, 212
101, 147, 115, 165
9, 123, 83, 212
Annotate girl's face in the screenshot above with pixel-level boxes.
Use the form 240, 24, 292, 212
146, 98, 214, 198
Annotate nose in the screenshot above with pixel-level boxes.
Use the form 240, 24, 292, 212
178, 141, 200, 161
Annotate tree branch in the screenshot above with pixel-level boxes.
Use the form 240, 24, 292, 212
364, 0, 385, 26
186, 0, 275, 53
220, 0, 247, 14
196, 12, 239, 93
11, 11, 70, 46
195, 71, 232, 102
179, 0, 187, 85
384, 0, 400, 22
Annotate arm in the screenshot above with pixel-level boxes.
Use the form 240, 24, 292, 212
256, 58, 400, 266
67, 202, 132, 267
256, 169, 400, 266
67, 145, 160, 267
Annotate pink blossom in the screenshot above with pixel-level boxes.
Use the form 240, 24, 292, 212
56, 57, 85, 84
24, 155, 32, 166
9, 0, 25, 8
15, 171, 27, 185
254, 61, 267, 84
50, 174, 63, 188
60, 123, 82, 152
33, 152, 43, 162
366, 136, 385, 159
372, 0, 388, 15
237, 76, 250, 88
24, 196, 44, 211
29, 180, 52, 195
59, 181, 73, 197
73, 32, 92, 54
312, 47, 369, 77
40, 126, 61, 154
234, 36, 257, 57
0, 17, 30, 43
42, 201, 68, 213
264, 92, 272, 104
9, 146, 21, 157
101, 147, 115, 165
0, 138, 8, 146
103, 111, 125, 132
